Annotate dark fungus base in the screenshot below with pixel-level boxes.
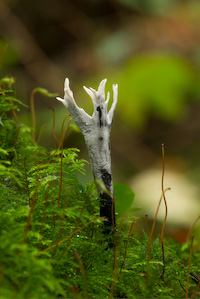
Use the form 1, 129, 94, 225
100, 168, 115, 232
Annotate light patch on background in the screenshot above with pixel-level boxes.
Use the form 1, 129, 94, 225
129, 168, 200, 226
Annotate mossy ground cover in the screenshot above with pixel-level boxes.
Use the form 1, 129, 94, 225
0, 78, 200, 298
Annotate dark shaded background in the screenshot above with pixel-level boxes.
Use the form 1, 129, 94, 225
1, 0, 200, 234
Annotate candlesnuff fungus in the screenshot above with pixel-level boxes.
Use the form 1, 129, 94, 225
56, 78, 118, 233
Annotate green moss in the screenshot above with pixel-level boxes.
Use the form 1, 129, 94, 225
0, 77, 200, 298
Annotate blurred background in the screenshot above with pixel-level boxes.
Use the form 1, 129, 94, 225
1, 0, 200, 240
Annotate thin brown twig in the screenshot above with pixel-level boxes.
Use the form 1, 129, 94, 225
109, 221, 122, 299
49, 107, 59, 145
48, 115, 71, 163
36, 124, 47, 144
90, 206, 95, 239
23, 173, 39, 239
145, 214, 150, 237
0, 43, 8, 71
146, 187, 170, 285
119, 218, 136, 276
186, 236, 194, 299
38, 220, 93, 256
30, 89, 36, 140
187, 215, 200, 241
7, 98, 18, 145
73, 250, 88, 299
161, 143, 168, 279
11, 107, 18, 145
51, 197, 56, 229
24, 157, 31, 206
112, 198, 116, 265
52, 193, 69, 258
191, 279, 200, 299
57, 144, 63, 208
54, 184, 94, 266
38, 184, 51, 251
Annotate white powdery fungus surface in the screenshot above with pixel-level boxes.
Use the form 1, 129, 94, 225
56, 78, 118, 228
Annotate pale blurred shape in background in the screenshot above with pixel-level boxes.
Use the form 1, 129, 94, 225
130, 167, 200, 227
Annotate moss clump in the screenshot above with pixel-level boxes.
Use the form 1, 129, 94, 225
0, 78, 200, 298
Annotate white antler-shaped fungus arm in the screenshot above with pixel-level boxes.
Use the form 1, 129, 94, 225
56, 78, 118, 234
56, 78, 91, 131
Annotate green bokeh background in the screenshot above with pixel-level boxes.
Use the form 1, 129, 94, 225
1, 0, 200, 232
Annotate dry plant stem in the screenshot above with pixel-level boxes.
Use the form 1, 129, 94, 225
161, 143, 168, 280
145, 215, 150, 236
7, 98, 18, 145
55, 188, 93, 266
30, 89, 36, 140
38, 185, 51, 251
52, 195, 69, 258
147, 144, 168, 283
49, 107, 60, 145
109, 222, 122, 299
24, 157, 31, 207
48, 115, 71, 163
11, 107, 18, 145
40, 220, 93, 256
191, 279, 200, 299
119, 218, 136, 276
23, 175, 39, 239
146, 187, 171, 285
0, 43, 8, 71
178, 261, 200, 285
56, 78, 118, 232
0, 264, 5, 298
57, 144, 63, 207
36, 124, 47, 144
187, 215, 200, 241
112, 199, 116, 258
186, 236, 194, 299
73, 250, 88, 299
51, 197, 56, 229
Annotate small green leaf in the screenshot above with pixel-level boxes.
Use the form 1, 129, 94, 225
0, 148, 8, 155
114, 183, 135, 217
0, 89, 13, 94
1, 77, 15, 85
34, 87, 59, 98
95, 179, 111, 197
